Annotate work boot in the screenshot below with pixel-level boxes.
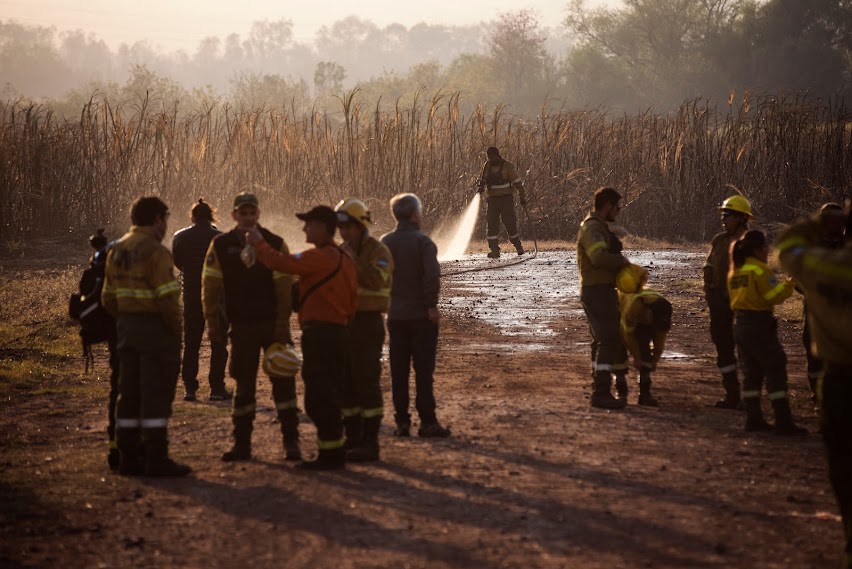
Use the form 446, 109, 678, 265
418, 422, 451, 438
298, 447, 346, 471
146, 457, 192, 477
280, 412, 301, 461
183, 388, 197, 402
116, 428, 145, 476
209, 386, 233, 402
343, 415, 364, 451
772, 399, 808, 436
107, 440, 120, 472
487, 239, 500, 259
743, 398, 772, 431
614, 374, 629, 403
393, 421, 411, 437
144, 434, 192, 477
510, 238, 525, 256
715, 371, 741, 409
591, 372, 626, 409
347, 416, 381, 462
638, 373, 659, 407
222, 417, 253, 461
487, 250, 500, 259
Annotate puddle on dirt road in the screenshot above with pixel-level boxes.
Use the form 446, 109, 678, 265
440, 249, 702, 344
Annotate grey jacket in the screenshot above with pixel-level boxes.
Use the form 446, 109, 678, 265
381, 221, 440, 320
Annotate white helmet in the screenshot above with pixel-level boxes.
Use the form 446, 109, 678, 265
263, 343, 302, 377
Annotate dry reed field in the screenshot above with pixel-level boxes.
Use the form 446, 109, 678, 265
1, 92, 849, 242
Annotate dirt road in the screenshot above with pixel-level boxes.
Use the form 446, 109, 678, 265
0, 246, 843, 568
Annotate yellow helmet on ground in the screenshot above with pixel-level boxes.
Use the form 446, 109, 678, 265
263, 343, 302, 377
720, 195, 752, 217
616, 264, 649, 294
335, 197, 372, 227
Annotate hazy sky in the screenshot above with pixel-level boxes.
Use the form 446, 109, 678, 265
1, 0, 613, 52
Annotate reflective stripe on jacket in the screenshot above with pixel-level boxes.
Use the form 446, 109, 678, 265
352, 234, 393, 313
577, 212, 627, 287
479, 159, 525, 200
728, 257, 794, 312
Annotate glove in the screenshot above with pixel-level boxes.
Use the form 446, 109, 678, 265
476, 179, 485, 194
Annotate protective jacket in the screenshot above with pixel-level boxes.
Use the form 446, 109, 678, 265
728, 257, 794, 312
704, 229, 745, 294
619, 290, 669, 367
173, 221, 221, 298
202, 227, 292, 342
381, 221, 440, 320
777, 217, 852, 365
351, 233, 393, 313
577, 212, 627, 287
479, 159, 525, 201
254, 241, 357, 327
102, 226, 182, 340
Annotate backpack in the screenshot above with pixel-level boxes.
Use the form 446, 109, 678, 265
69, 248, 115, 371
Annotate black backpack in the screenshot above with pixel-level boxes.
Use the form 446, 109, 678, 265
69, 248, 115, 371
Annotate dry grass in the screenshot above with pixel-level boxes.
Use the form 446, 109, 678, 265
1, 93, 849, 242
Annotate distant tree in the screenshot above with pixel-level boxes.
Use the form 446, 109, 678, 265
229, 72, 309, 109
486, 10, 549, 105
314, 61, 346, 97
0, 20, 72, 98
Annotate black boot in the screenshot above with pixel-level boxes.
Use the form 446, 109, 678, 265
614, 373, 629, 403
638, 372, 659, 407
348, 416, 381, 462
298, 447, 346, 471
278, 407, 301, 461
144, 429, 191, 477
343, 415, 364, 451
222, 416, 253, 462
510, 238, 525, 256
590, 372, 626, 410
715, 371, 742, 409
772, 399, 807, 436
487, 239, 500, 259
117, 427, 145, 476
107, 440, 120, 471
743, 398, 772, 431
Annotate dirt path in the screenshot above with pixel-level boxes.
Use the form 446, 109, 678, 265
0, 247, 843, 568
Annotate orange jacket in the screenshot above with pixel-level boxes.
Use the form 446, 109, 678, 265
255, 240, 357, 327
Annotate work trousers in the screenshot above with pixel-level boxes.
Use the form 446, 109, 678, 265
181, 299, 228, 391
820, 362, 852, 567
301, 323, 347, 450
343, 311, 385, 421
106, 333, 119, 445
115, 314, 180, 451
706, 288, 738, 375
486, 195, 520, 243
581, 285, 628, 378
802, 302, 823, 391
633, 324, 656, 372
733, 311, 789, 401
388, 318, 439, 426
228, 321, 298, 435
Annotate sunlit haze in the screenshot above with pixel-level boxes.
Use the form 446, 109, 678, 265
1, 0, 614, 51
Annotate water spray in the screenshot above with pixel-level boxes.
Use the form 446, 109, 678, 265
438, 193, 481, 262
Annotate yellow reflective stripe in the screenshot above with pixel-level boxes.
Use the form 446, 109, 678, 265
155, 280, 180, 297
341, 407, 362, 418
275, 399, 297, 411
272, 271, 291, 280
741, 390, 761, 398
776, 236, 808, 252
740, 263, 764, 276
203, 266, 223, 279
490, 183, 511, 189
376, 268, 389, 282
763, 283, 788, 301
767, 390, 787, 400
115, 287, 155, 299
108, 440, 118, 450
613, 362, 629, 371
232, 402, 257, 417
587, 241, 606, 254
803, 254, 852, 281
318, 437, 345, 450
511, 178, 523, 184
358, 287, 390, 297
362, 407, 384, 419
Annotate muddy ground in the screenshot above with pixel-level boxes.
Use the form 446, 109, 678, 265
0, 242, 844, 568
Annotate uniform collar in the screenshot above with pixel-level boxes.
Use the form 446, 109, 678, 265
130, 225, 159, 239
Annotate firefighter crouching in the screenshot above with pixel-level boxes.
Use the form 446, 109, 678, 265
704, 195, 751, 409
248, 205, 358, 470
102, 196, 190, 477
202, 192, 300, 462
617, 264, 672, 407
728, 229, 805, 435
777, 209, 852, 568
335, 197, 394, 462
577, 187, 631, 409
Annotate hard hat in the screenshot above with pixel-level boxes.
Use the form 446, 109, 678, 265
335, 197, 372, 226
263, 343, 302, 377
616, 263, 649, 294
720, 195, 752, 217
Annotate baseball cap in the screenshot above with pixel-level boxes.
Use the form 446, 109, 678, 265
233, 192, 259, 210
295, 205, 338, 228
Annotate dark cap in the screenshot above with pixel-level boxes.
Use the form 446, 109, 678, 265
295, 205, 338, 231
89, 228, 108, 250
233, 192, 259, 210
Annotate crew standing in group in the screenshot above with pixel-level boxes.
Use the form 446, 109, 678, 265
777, 207, 852, 569
577, 187, 631, 409
172, 198, 230, 402
248, 205, 358, 470
102, 196, 190, 477
382, 193, 451, 437
704, 195, 751, 409
476, 146, 526, 259
335, 198, 394, 462
202, 192, 301, 463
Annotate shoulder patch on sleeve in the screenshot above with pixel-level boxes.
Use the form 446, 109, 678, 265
206, 253, 215, 265
376, 258, 389, 269
768, 276, 778, 287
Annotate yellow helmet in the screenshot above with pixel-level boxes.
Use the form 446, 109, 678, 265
720, 195, 752, 217
263, 343, 302, 377
616, 263, 649, 294
335, 197, 372, 227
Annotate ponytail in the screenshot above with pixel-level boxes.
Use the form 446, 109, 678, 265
731, 229, 767, 269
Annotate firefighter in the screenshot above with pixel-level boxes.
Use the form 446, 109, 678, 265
334, 197, 394, 462
202, 192, 300, 462
172, 198, 230, 402
704, 195, 751, 409
777, 207, 852, 569
617, 264, 672, 407
577, 187, 630, 409
476, 146, 526, 258
102, 196, 190, 477
247, 205, 358, 470
728, 229, 805, 435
